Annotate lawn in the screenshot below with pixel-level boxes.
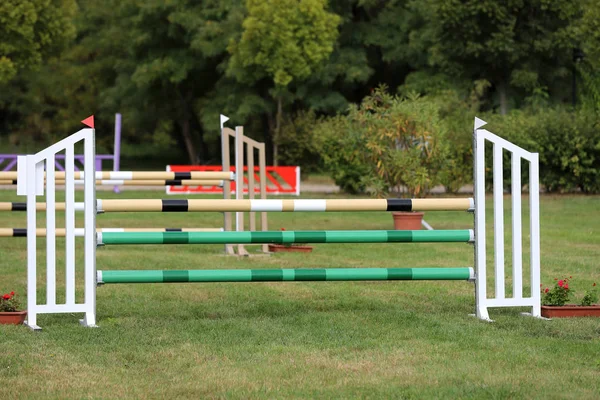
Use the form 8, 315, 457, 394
1, 190, 599, 399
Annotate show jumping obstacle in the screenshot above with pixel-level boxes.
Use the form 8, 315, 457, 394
1, 116, 271, 254
0, 179, 224, 186
0, 228, 223, 237
16, 117, 541, 329
98, 268, 475, 284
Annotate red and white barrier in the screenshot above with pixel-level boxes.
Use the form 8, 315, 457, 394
166, 165, 300, 196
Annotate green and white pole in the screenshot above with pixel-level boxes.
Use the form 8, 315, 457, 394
97, 268, 475, 284
97, 229, 474, 245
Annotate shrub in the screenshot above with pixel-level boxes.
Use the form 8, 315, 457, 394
487, 107, 600, 193
276, 110, 322, 175
312, 115, 370, 194
314, 86, 449, 197
581, 283, 598, 306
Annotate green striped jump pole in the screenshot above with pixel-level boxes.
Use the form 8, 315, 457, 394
98, 230, 474, 245
97, 268, 475, 284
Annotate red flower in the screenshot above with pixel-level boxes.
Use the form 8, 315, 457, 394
2, 294, 10, 300
558, 280, 564, 287
545, 288, 549, 293
564, 284, 569, 290
569, 276, 572, 279
10, 291, 14, 295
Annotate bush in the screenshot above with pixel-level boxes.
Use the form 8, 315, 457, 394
276, 110, 322, 175
312, 115, 370, 194
487, 107, 600, 193
314, 86, 449, 197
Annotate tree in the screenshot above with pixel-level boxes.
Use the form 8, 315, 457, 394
0, 0, 76, 84
227, 0, 341, 164
426, 0, 582, 114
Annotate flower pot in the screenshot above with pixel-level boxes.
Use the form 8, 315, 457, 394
0, 311, 27, 325
541, 305, 600, 318
268, 244, 313, 253
392, 212, 424, 230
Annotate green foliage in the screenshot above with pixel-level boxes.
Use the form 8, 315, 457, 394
542, 278, 572, 306
314, 86, 449, 197
352, 87, 448, 197
427, 0, 581, 113
312, 115, 370, 194
228, 0, 341, 88
580, 283, 598, 306
487, 107, 600, 193
0, 0, 76, 84
276, 111, 322, 173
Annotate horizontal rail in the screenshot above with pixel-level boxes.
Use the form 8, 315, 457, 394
98, 230, 474, 245
98, 198, 474, 212
0, 228, 223, 237
0, 202, 83, 211
0, 171, 234, 181
98, 268, 475, 283
0, 198, 474, 213
0, 179, 224, 186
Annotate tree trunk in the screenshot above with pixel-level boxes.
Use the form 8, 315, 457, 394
191, 112, 207, 162
181, 118, 198, 165
498, 80, 508, 115
177, 88, 199, 165
273, 96, 283, 167
263, 113, 275, 166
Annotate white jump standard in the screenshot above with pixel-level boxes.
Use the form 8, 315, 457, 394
17, 117, 541, 329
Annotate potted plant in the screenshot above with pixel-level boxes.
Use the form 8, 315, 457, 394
268, 228, 313, 253
541, 277, 600, 318
0, 291, 27, 325
346, 86, 447, 230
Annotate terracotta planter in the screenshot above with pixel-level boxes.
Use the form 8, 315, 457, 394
541, 305, 600, 318
0, 311, 27, 325
268, 244, 313, 253
392, 212, 424, 230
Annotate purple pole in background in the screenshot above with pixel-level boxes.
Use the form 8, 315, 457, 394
113, 113, 122, 193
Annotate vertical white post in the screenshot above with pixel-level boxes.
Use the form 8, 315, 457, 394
65, 145, 76, 305
235, 126, 248, 256
26, 156, 39, 329
474, 133, 489, 320
46, 154, 57, 306
258, 143, 268, 253
511, 154, 522, 299
248, 144, 256, 232
235, 126, 243, 233
529, 154, 541, 317
82, 132, 97, 327
492, 145, 505, 299
220, 116, 233, 255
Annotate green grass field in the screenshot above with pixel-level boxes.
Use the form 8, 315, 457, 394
1, 190, 599, 399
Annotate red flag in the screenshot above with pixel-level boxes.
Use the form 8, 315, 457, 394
81, 115, 94, 128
